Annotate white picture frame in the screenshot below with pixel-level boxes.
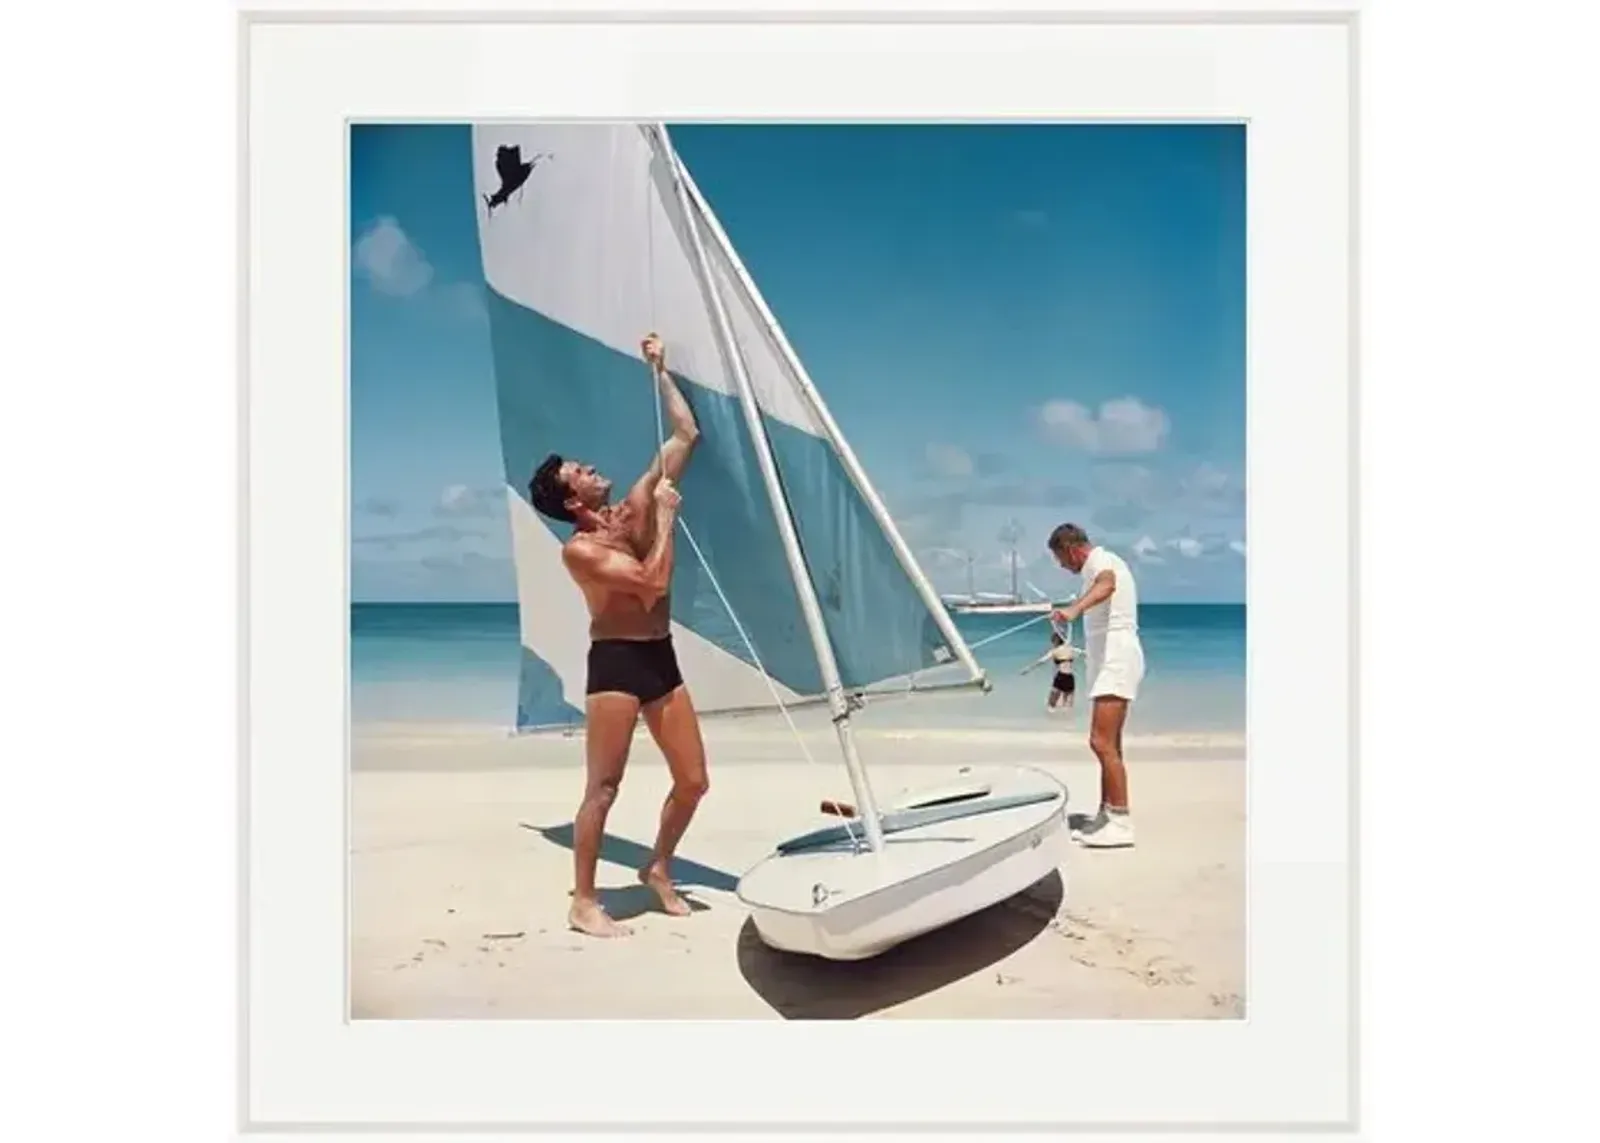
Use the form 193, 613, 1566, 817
242, 1, 1357, 1132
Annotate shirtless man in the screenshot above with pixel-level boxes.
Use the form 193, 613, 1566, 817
526, 332, 706, 937
1048, 523, 1145, 848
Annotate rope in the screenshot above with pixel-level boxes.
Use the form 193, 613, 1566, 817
643, 147, 864, 850
965, 608, 1057, 651
949, 579, 1074, 651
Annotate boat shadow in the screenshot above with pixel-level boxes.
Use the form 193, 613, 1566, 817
520, 821, 735, 919
735, 868, 1065, 1019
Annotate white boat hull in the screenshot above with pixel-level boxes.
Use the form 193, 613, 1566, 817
947, 601, 1058, 616
736, 765, 1069, 961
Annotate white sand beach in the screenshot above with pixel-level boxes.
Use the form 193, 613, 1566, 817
350, 720, 1244, 1020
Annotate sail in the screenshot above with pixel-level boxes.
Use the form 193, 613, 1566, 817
469, 124, 966, 730
674, 176, 970, 690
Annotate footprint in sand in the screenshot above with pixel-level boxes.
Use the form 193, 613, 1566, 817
1140, 955, 1195, 987
1209, 991, 1245, 1016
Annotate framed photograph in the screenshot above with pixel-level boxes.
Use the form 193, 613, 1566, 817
244, 2, 1357, 1131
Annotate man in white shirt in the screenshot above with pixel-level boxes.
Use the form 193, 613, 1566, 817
1048, 523, 1146, 848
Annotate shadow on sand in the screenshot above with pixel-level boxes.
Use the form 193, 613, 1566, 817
521, 821, 736, 920
735, 868, 1065, 1019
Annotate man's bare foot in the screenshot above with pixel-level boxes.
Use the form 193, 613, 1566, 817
638, 862, 692, 917
568, 897, 631, 938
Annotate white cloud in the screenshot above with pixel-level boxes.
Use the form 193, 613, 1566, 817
355, 496, 400, 517
351, 523, 484, 550
1091, 463, 1159, 503
925, 442, 975, 479
353, 216, 434, 297
1185, 462, 1231, 495
436, 484, 502, 518
1229, 539, 1247, 557
1132, 535, 1166, 564
1037, 397, 1170, 454
1177, 461, 1245, 517
1169, 537, 1204, 559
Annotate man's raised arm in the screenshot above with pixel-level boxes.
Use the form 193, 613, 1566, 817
627, 333, 700, 512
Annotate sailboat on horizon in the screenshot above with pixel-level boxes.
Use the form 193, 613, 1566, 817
469, 123, 1069, 961
938, 543, 1065, 617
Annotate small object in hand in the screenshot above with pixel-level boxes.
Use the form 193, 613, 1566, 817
820, 799, 858, 818
641, 332, 665, 367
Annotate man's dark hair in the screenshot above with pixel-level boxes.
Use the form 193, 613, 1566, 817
529, 452, 576, 524
1048, 522, 1090, 552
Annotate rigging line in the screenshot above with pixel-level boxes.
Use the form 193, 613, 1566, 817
643, 136, 862, 850
902, 608, 1060, 693
1024, 580, 1073, 641
964, 609, 1058, 651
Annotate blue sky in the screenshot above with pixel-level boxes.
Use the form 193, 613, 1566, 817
350, 123, 1245, 603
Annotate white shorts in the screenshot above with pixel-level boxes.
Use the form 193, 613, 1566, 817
1086, 631, 1145, 701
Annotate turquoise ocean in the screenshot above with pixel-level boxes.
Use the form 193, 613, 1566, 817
351, 602, 1244, 736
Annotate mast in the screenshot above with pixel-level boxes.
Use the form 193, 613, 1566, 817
652, 125, 887, 853
672, 156, 989, 692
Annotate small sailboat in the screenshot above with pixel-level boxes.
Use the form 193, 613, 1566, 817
944, 545, 1063, 616
469, 123, 1069, 961
947, 591, 1058, 617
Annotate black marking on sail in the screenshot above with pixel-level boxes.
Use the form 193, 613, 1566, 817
483, 145, 549, 214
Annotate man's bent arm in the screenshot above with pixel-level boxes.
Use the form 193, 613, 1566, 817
1054, 570, 1116, 623
638, 503, 678, 603
564, 518, 677, 607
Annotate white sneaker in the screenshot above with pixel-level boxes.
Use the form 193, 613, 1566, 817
1077, 812, 1134, 848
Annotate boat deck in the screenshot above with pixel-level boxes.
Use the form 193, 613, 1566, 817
736, 765, 1067, 912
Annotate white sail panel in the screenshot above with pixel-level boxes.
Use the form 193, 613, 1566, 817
473, 124, 817, 431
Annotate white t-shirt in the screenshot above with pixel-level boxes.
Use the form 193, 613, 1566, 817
1077, 546, 1139, 640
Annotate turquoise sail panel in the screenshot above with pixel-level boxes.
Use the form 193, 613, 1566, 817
683, 170, 964, 690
